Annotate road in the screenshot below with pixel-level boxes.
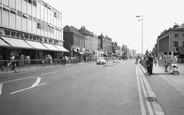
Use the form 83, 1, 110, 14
0, 60, 173, 115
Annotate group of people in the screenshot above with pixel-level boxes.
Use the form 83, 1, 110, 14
163, 52, 178, 73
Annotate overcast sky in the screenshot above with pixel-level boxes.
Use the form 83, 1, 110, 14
44, 0, 184, 53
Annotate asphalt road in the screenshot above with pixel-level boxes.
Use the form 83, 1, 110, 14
0, 60, 166, 115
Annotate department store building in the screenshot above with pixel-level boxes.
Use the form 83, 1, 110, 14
0, 0, 68, 60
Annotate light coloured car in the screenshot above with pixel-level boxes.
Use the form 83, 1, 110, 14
96, 57, 106, 65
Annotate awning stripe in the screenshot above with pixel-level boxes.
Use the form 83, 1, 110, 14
54, 45, 69, 52
25, 40, 48, 50
1, 37, 33, 49
0, 37, 11, 47
42, 43, 60, 51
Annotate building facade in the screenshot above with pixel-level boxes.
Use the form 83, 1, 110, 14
157, 24, 184, 57
63, 25, 85, 58
0, 0, 67, 60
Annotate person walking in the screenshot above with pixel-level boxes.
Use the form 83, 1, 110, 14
0, 55, 4, 71
10, 54, 17, 72
163, 52, 168, 72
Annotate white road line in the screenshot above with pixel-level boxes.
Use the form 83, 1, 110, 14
138, 67, 154, 115
136, 65, 146, 115
0, 77, 38, 84
0, 83, 3, 95
138, 64, 165, 115
64, 68, 76, 71
10, 82, 47, 95
41, 71, 59, 76
31, 77, 41, 87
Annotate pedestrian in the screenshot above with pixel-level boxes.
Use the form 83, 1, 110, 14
10, 54, 17, 72
0, 55, 4, 71
26, 55, 31, 66
163, 52, 168, 72
147, 54, 154, 75
20, 55, 24, 68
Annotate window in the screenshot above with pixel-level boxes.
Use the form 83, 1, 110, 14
22, 17, 27, 31
32, 17, 37, 33
16, 0, 21, 11
10, 12, 16, 28
2, 9, 9, 27
28, 0, 32, 4
28, 19, 32, 32
174, 34, 178, 37
16, 11, 22, 30
37, 23, 41, 29
0, 8, 1, 25
3, 0, 9, 6
54, 12, 57, 17
22, 0, 27, 13
28, 3, 32, 15
173, 41, 178, 47
33, 0, 37, 6
10, 0, 16, 9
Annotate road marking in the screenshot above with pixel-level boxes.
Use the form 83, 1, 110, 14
41, 71, 59, 76
0, 83, 3, 95
138, 67, 154, 115
10, 82, 47, 95
138, 64, 165, 115
136, 65, 146, 115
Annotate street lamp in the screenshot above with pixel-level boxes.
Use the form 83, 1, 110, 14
136, 15, 143, 55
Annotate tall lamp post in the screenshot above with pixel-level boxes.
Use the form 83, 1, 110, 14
136, 15, 143, 55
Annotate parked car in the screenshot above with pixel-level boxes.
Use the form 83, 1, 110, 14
96, 57, 106, 65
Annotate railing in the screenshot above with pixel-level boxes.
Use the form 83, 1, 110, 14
0, 58, 96, 73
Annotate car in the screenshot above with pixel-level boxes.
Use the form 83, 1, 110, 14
96, 57, 106, 65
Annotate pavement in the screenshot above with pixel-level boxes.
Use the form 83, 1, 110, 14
140, 63, 184, 97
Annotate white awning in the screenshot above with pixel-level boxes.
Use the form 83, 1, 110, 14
0, 37, 11, 47
54, 45, 69, 52
1, 37, 33, 49
42, 43, 60, 51
25, 40, 48, 50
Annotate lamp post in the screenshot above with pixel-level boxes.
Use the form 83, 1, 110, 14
136, 15, 143, 55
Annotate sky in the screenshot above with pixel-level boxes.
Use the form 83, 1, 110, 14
44, 0, 184, 53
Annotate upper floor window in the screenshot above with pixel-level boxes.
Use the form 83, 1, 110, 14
174, 34, 179, 37
173, 41, 178, 47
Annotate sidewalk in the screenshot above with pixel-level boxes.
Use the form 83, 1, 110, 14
0, 61, 92, 75
140, 63, 184, 96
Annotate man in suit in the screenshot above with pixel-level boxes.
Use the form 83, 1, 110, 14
147, 54, 154, 75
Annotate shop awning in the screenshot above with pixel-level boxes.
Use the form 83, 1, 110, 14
42, 43, 60, 51
54, 45, 69, 52
1, 37, 33, 49
0, 37, 11, 47
25, 40, 48, 50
